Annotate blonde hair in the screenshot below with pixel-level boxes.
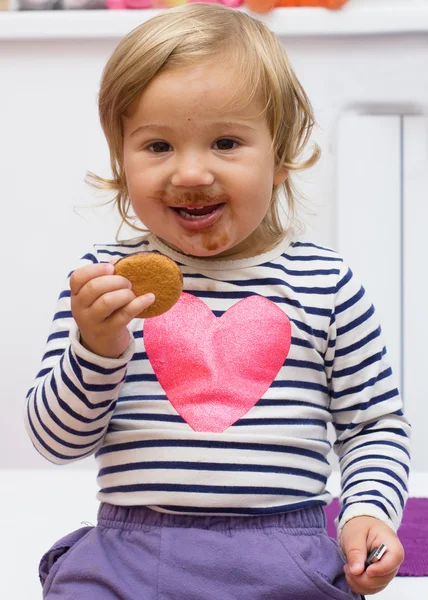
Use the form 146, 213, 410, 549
89, 3, 320, 244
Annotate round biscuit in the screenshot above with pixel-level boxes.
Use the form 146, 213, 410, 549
114, 252, 183, 318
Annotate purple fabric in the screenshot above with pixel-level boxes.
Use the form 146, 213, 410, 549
324, 497, 428, 577
40, 503, 360, 599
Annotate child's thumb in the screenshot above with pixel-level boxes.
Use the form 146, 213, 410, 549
340, 522, 368, 576
345, 548, 365, 575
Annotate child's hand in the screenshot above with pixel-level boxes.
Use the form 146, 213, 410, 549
340, 515, 404, 595
70, 262, 155, 358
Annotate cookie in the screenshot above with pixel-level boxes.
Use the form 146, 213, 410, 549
114, 252, 183, 318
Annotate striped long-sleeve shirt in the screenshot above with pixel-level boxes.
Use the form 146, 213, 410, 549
25, 233, 411, 532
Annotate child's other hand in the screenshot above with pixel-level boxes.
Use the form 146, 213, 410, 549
70, 262, 155, 358
340, 515, 404, 595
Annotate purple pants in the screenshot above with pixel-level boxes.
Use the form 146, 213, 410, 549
40, 503, 360, 600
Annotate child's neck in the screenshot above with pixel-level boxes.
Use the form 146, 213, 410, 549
157, 230, 284, 262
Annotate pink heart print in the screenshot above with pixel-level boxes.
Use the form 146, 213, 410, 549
144, 293, 292, 433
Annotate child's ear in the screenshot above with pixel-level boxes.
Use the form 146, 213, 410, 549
273, 164, 289, 185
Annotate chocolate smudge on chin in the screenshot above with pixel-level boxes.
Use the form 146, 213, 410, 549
185, 230, 230, 253
203, 232, 230, 252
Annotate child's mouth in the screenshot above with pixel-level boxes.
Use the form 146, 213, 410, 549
171, 203, 225, 229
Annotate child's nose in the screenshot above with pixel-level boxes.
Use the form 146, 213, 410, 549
171, 154, 214, 188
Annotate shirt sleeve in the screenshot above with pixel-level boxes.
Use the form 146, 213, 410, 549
24, 249, 135, 464
325, 260, 411, 533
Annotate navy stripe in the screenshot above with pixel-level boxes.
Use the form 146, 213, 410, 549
69, 352, 122, 392
332, 348, 386, 378
337, 306, 375, 336
342, 439, 410, 460
62, 366, 115, 409
290, 319, 328, 340
117, 394, 168, 402
75, 354, 126, 376
335, 268, 353, 293
114, 414, 184, 423
330, 388, 399, 414
125, 374, 158, 384
51, 376, 116, 424
282, 253, 342, 263
96, 439, 328, 462
291, 338, 314, 349
342, 479, 404, 508
32, 391, 101, 451
97, 240, 150, 249
96, 248, 147, 258
263, 261, 340, 277
292, 242, 335, 252
330, 368, 391, 400
36, 367, 53, 379
272, 380, 328, 394
234, 418, 327, 428
41, 382, 106, 438
210, 276, 337, 295
42, 349, 65, 361
335, 286, 365, 315
286, 359, 324, 372
344, 490, 398, 515
131, 352, 148, 362
335, 328, 381, 358
53, 310, 73, 321
360, 423, 408, 438
339, 499, 390, 521
341, 455, 410, 477
47, 331, 69, 343
26, 400, 96, 462
343, 467, 407, 491
100, 483, 314, 496
81, 252, 98, 262
257, 399, 329, 412
99, 461, 327, 482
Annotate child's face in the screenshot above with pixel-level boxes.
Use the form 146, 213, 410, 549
122, 62, 288, 258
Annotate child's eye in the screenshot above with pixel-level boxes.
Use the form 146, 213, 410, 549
215, 138, 239, 151
148, 141, 171, 153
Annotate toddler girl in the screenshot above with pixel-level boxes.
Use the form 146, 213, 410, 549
26, 4, 410, 599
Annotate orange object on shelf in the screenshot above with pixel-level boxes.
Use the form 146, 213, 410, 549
245, 0, 349, 14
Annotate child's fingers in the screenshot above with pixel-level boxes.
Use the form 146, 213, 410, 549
70, 263, 114, 296
365, 553, 401, 577
106, 293, 155, 329
76, 275, 132, 310
89, 288, 138, 321
345, 568, 398, 596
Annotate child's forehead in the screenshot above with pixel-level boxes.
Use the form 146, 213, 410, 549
125, 62, 265, 123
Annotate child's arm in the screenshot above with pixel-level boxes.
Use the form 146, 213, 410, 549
24, 250, 154, 464
325, 259, 410, 590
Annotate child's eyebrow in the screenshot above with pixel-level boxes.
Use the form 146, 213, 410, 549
129, 121, 257, 138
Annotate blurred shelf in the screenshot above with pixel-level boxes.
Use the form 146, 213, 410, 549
1, 6, 428, 41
